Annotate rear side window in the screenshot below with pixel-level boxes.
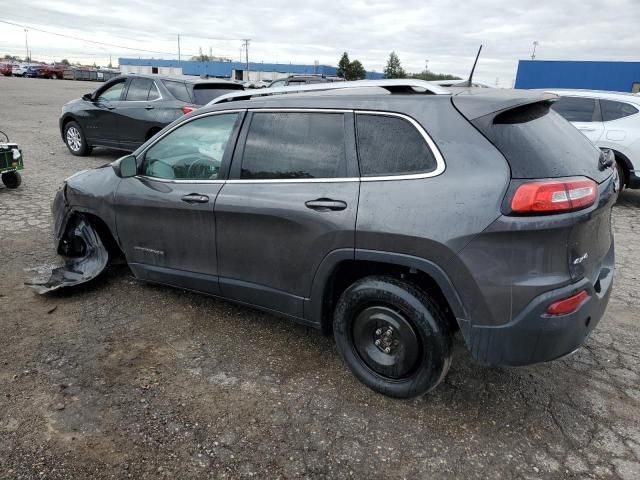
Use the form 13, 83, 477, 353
550, 97, 597, 122
126, 78, 154, 101
600, 99, 639, 121
474, 102, 604, 181
163, 80, 192, 103
356, 114, 437, 176
241, 112, 346, 179
192, 85, 243, 105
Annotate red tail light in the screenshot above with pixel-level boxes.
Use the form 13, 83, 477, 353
511, 177, 597, 214
181, 106, 196, 115
546, 290, 590, 316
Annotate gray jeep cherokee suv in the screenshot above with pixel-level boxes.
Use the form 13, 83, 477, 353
43, 81, 617, 398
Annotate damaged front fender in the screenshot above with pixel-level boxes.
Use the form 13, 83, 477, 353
27, 215, 109, 294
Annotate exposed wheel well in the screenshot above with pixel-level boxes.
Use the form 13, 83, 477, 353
145, 127, 163, 141
64, 212, 124, 262
320, 260, 458, 335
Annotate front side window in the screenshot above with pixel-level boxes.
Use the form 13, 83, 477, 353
240, 112, 346, 179
269, 79, 286, 88
550, 96, 597, 122
97, 82, 125, 102
356, 114, 437, 177
600, 99, 639, 121
126, 78, 154, 101
143, 113, 239, 180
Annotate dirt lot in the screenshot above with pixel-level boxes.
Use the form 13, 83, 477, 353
0, 75, 639, 479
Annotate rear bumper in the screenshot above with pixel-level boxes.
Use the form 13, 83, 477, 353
460, 243, 614, 367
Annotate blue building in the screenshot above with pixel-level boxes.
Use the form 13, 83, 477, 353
119, 58, 384, 81
515, 60, 640, 93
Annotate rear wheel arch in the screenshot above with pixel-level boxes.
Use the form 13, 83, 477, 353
609, 149, 632, 187
310, 250, 464, 335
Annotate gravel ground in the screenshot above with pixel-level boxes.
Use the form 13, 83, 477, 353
0, 76, 639, 479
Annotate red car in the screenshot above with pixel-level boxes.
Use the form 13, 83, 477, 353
38, 64, 66, 80
0, 63, 13, 76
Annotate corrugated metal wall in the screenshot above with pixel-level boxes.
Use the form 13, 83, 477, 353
515, 60, 640, 93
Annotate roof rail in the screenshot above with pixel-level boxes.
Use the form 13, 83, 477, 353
208, 79, 450, 105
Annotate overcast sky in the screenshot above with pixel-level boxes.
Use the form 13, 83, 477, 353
1, 0, 638, 85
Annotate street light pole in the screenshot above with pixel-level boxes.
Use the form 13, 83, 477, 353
531, 41, 539, 60
24, 29, 29, 61
242, 39, 250, 80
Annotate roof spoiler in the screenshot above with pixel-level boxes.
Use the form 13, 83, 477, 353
452, 90, 559, 120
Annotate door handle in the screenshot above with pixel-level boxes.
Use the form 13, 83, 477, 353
305, 198, 347, 212
181, 193, 209, 204
578, 127, 596, 132
106, 106, 116, 110
145, 105, 155, 110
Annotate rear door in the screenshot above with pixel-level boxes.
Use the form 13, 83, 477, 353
550, 96, 604, 143
115, 111, 244, 294
214, 109, 360, 317
116, 77, 164, 150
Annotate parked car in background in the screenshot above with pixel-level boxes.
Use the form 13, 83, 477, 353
59, 74, 244, 155
546, 89, 640, 189
0, 63, 13, 76
25, 65, 46, 78
39, 64, 67, 80
12, 63, 30, 77
268, 74, 344, 88
46, 80, 617, 398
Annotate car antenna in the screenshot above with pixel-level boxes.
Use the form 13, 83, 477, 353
457, 45, 483, 88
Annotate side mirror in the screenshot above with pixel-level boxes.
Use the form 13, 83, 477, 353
82, 93, 93, 102
117, 155, 138, 178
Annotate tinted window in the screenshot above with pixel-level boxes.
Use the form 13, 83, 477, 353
163, 80, 192, 103
192, 85, 243, 105
241, 112, 346, 179
356, 114, 437, 176
97, 82, 125, 102
126, 78, 154, 101
600, 99, 639, 121
147, 82, 161, 101
269, 79, 286, 88
143, 113, 238, 180
474, 102, 605, 181
550, 96, 597, 122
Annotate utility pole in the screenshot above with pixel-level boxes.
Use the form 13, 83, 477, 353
24, 29, 29, 61
531, 41, 539, 60
177, 34, 181, 65
242, 39, 250, 80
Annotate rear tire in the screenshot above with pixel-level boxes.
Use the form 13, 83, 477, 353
64, 121, 91, 156
2, 171, 22, 188
333, 276, 452, 399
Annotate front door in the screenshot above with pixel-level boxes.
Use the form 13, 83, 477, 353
85, 79, 127, 148
115, 111, 244, 294
215, 110, 360, 317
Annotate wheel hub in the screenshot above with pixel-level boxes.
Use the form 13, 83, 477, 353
352, 306, 421, 379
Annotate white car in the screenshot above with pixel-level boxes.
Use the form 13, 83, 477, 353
12, 63, 31, 77
545, 89, 640, 189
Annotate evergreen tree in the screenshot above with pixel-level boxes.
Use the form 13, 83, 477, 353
336, 52, 350, 79
347, 60, 366, 80
384, 51, 406, 79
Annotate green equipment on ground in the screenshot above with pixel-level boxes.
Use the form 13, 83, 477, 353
0, 130, 23, 189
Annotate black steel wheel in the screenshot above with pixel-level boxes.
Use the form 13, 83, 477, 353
333, 276, 452, 398
1, 171, 22, 189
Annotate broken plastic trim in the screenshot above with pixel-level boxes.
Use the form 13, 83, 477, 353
27, 215, 108, 294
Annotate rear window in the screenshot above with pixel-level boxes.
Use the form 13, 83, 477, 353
356, 114, 437, 176
192, 84, 243, 105
163, 80, 191, 103
600, 99, 639, 121
241, 112, 346, 179
550, 96, 597, 122
474, 102, 605, 181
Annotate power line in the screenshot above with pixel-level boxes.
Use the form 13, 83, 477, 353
0, 19, 198, 57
